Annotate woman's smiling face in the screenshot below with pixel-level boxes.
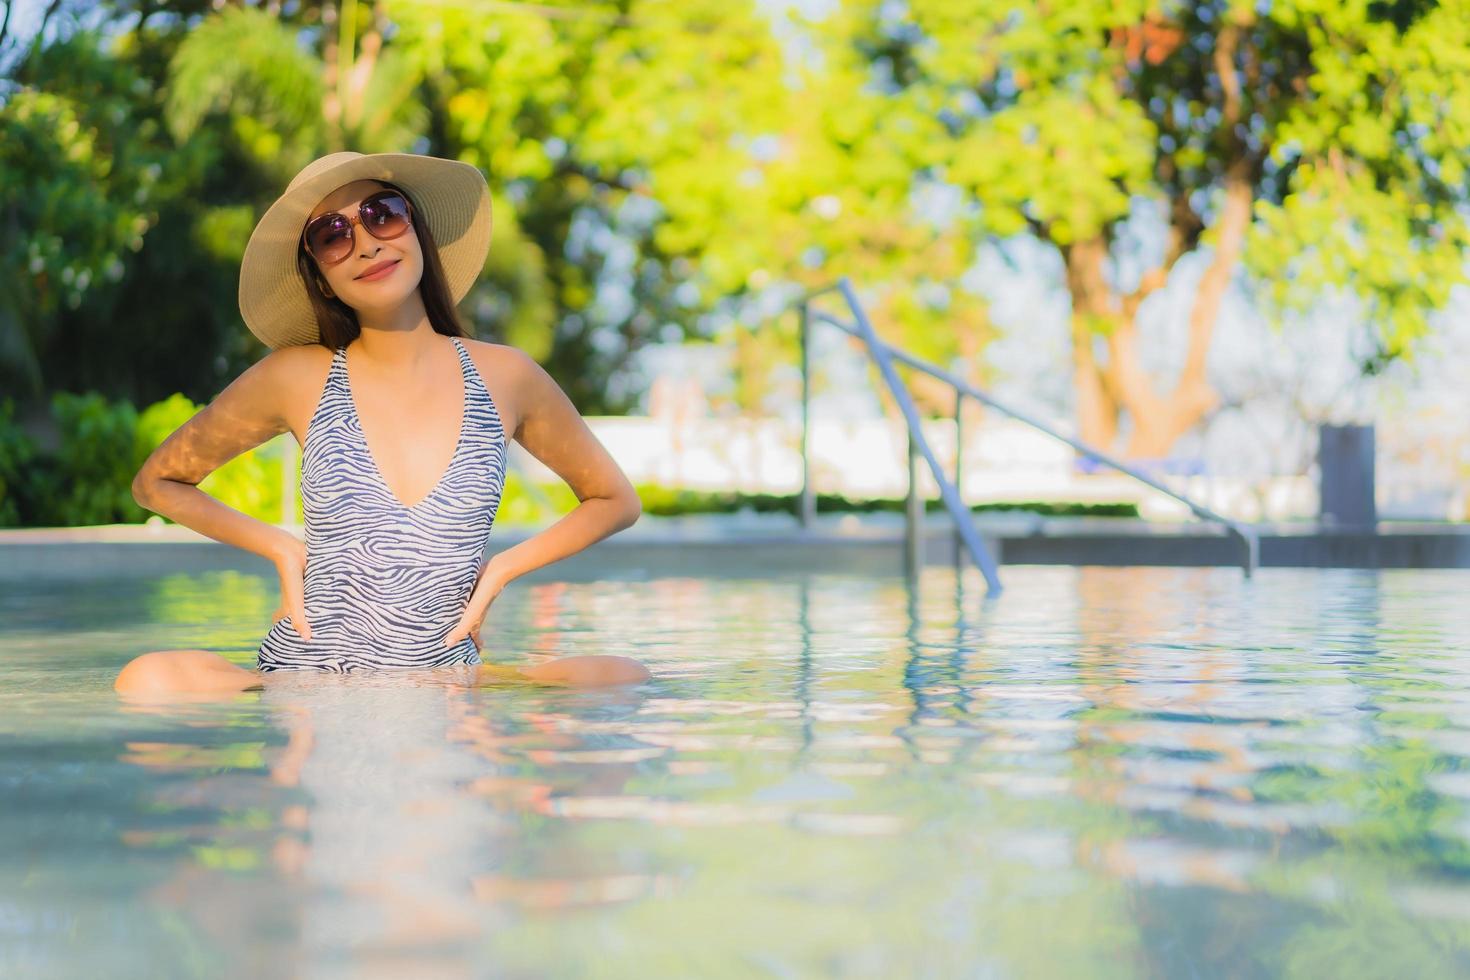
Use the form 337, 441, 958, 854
305, 178, 424, 315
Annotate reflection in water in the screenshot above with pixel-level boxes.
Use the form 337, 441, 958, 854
259, 670, 505, 965
3, 567, 1470, 974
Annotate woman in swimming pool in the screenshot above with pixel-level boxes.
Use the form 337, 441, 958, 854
114, 151, 649, 696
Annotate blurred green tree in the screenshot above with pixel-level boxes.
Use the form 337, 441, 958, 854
10, 0, 1466, 463
386, 0, 784, 410
0, 33, 169, 400
857, 0, 1470, 457
1, 1, 667, 414
550, 0, 997, 416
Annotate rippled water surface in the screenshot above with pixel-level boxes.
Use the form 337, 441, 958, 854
4, 564, 1470, 977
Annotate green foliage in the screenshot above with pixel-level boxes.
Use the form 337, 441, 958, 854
0, 32, 166, 396
0, 390, 291, 528
901, 0, 1159, 243
10, 0, 1470, 469
0, 399, 39, 527
163, 5, 325, 178
631, 483, 1139, 519
479, 191, 557, 362
1246, 1, 1470, 356
896, 0, 1470, 361
1, 22, 250, 409
389, 0, 574, 184
576, 0, 792, 272
32, 392, 145, 527
494, 468, 582, 527
131, 393, 197, 459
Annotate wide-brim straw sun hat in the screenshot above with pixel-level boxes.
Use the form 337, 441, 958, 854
239, 151, 493, 349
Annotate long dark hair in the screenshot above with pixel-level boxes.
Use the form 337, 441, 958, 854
294, 179, 470, 350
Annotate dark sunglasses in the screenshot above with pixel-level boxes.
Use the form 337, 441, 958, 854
301, 189, 415, 267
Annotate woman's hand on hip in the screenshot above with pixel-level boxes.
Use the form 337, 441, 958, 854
271, 533, 312, 641
443, 562, 506, 650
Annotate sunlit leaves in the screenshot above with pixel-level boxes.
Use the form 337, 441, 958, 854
894, 0, 1470, 423
1251, 0, 1470, 356
577, 0, 790, 276
164, 6, 323, 178
0, 36, 166, 393
389, 0, 574, 182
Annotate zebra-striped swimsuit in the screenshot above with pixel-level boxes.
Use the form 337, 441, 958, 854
257, 335, 507, 672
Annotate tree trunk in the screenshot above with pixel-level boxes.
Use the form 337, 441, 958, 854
1062, 167, 1249, 460
1119, 21, 1253, 459
1062, 236, 1121, 450
1058, 21, 1254, 461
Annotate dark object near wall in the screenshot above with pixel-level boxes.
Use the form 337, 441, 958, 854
1318, 424, 1377, 527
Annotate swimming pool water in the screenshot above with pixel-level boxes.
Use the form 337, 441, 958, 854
3, 564, 1470, 977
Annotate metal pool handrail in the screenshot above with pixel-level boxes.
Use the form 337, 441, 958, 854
790, 277, 1260, 593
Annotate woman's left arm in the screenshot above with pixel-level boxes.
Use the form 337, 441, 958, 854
442, 347, 642, 649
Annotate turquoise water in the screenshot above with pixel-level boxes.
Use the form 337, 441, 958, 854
3, 564, 1470, 977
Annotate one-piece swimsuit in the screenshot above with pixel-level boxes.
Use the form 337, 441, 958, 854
257, 335, 507, 672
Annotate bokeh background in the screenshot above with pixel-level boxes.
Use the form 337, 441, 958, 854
3, 0, 1469, 528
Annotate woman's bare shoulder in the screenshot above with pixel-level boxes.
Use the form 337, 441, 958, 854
234, 343, 335, 443
256, 342, 335, 376
459, 336, 529, 369
249, 343, 333, 400
460, 337, 533, 436
138, 344, 335, 478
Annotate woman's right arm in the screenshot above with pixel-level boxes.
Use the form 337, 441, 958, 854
132, 347, 323, 636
